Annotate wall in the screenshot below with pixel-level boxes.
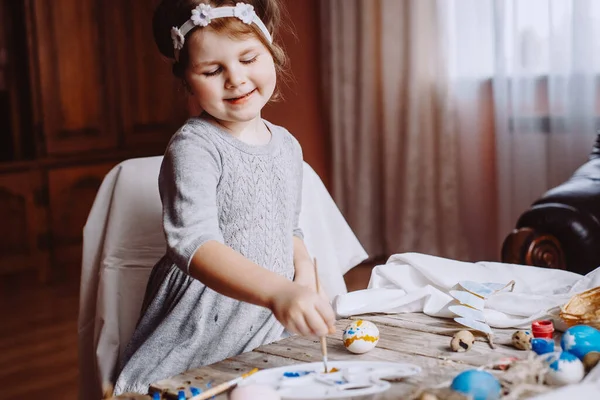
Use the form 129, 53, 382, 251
262, 0, 330, 188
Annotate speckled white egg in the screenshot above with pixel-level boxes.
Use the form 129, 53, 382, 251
342, 320, 380, 354
511, 330, 532, 350
229, 384, 281, 400
543, 351, 585, 386
451, 330, 475, 352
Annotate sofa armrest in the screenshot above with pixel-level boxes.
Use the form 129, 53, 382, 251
501, 227, 566, 270
501, 203, 600, 274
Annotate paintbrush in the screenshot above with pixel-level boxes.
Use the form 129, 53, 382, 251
189, 367, 259, 400
313, 257, 329, 374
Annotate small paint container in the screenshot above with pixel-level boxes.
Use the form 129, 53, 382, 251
532, 320, 554, 339
532, 338, 555, 355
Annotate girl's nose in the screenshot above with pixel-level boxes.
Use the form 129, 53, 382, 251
225, 67, 247, 88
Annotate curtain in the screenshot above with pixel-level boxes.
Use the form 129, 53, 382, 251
320, 0, 469, 261
441, 0, 600, 253
321, 0, 600, 262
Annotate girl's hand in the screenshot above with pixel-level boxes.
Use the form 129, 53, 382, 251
293, 269, 317, 292
293, 262, 331, 304
269, 283, 336, 337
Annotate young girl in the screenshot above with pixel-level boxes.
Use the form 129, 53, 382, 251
113, 0, 336, 394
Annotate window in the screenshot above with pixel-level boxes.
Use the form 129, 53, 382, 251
442, 0, 600, 79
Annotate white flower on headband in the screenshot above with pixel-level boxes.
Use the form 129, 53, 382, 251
234, 3, 255, 24
171, 27, 185, 50
191, 3, 212, 27
170, 2, 272, 59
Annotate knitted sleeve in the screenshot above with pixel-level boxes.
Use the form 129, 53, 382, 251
292, 137, 304, 240
158, 127, 224, 274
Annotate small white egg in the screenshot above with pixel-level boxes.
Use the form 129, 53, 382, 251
342, 320, 380, 354
229, 384, 280, 400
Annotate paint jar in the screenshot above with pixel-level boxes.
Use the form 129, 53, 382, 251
531, 338, 555, 355
531, 320, 554, 339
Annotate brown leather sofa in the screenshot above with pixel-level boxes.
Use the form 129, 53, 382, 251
501, 134, 600, 275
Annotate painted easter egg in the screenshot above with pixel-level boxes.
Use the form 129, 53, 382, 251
450, 370, 501, 400
560, 325, 600, 360
342, 320, 380, 354
542, 351, 585, 386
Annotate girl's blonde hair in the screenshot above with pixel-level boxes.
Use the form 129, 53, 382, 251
153, 0, 290, 100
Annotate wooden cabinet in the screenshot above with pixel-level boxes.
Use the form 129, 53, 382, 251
0, 170, 50, 279
48, 162, 116, 275
25, 0, 186, 156
25, 0, 119, 155
0, 0, 187, 282
1, 0, 34, 161
109, 1, 188, 147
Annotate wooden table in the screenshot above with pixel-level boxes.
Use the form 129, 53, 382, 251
148, 313, 558, 399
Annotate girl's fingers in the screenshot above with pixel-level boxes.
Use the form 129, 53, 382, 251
286, 321, 300, 335
315, 300, 337, 333
303, 308, 329, 337
291, 313, 311, 336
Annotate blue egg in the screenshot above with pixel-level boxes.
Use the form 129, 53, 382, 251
560, 325, 600, 360
451, 370, 501, 400
543, 351, 579, 370
542, 351, 585, 385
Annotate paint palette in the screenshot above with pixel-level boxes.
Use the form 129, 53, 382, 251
240, 361, 421, 399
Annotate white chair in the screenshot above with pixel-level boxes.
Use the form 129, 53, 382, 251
77, 156, 368, 399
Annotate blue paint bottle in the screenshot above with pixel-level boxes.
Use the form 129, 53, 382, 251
531, 338, 555, 355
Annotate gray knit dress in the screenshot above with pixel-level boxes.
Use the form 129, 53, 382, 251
113, 114, 303, 394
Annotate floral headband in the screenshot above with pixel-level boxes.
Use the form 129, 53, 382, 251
170, 2, 273, 61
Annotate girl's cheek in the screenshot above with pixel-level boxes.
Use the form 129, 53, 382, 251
193, 81, 216, 100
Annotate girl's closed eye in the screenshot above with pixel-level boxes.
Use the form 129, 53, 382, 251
204, 67, 223, 77
241, 56, 258, 65
202, 57, 257, 77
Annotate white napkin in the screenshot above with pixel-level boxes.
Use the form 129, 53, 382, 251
333, 252, 600, 330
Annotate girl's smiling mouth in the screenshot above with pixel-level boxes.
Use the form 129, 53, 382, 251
225, 88, 257, 105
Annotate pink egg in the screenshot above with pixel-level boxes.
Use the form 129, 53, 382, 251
229, 384, 280, 400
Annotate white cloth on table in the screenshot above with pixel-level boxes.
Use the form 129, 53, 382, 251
333, 252, 600, 399
333, 252, 600, 330
78, 156, 367, 400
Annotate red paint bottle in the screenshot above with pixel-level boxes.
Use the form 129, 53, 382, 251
531, 320, 554, 339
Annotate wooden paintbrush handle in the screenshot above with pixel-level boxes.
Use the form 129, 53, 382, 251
313, 257, 321, 293
320, 337, 328, 356
313, 258, 329, 373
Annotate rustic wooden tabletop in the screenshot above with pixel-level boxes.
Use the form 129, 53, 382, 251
139, 312, 555, 399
